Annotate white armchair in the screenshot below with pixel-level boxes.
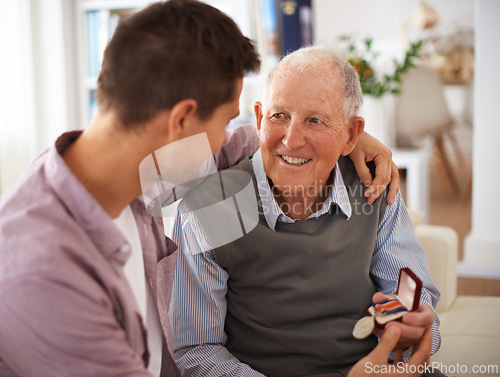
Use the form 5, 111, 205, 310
394, 68, 464, 200
416, 224, 500, 376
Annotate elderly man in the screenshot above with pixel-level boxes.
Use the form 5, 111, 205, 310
171, 46, 442, 377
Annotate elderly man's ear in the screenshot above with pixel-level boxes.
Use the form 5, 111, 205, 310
341, 116, 365, 156
254, 102, 263, 136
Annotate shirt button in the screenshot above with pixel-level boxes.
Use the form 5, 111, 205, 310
120, 244, 130, 253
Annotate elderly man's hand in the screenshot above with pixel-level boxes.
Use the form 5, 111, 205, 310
371, 292, 434, 351
348, 326, 432, 377
349, 132, 399, 205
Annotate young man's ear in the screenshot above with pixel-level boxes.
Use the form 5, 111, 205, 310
254, 101, 263, 136
341, 116, 365, 156
165, 98, 198, 143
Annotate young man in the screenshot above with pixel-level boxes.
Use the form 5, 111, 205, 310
0, 1, 404, 376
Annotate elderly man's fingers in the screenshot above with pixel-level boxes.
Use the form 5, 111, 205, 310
401, 304, 435, 328
372, 291, 395, 303
388, 321, 427, 342
386, 162, 400, 204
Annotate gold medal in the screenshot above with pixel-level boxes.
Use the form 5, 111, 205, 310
353, 316, 375, 339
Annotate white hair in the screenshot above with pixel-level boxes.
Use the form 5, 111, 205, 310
265, 45, 363, 124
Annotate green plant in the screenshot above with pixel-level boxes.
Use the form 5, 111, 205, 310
338, 35, 422, 98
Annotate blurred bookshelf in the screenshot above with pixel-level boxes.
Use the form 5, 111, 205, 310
75, 0, 313, 129
76, 1, 151, 127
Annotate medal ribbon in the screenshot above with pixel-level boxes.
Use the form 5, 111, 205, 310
374, 298, 408, 314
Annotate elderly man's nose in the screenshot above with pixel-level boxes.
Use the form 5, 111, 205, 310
282, 121, 306, 149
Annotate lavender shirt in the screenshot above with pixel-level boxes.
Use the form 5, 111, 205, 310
0, 126, 259, 377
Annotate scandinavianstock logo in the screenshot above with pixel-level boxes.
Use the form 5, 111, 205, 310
139, 133, 259, 251
139, 132, 380, 253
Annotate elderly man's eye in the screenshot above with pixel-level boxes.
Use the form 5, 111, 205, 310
310, 118, 323, 125
271, 113, 284, 119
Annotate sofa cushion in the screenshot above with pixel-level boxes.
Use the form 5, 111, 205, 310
416, 224, 458, 313
431, 296, 500, 376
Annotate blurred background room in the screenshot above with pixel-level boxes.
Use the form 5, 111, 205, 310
1, 0, 499, 295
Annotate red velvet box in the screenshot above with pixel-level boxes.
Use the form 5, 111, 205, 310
367, 267, 422, 327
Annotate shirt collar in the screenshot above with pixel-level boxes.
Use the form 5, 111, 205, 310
45, 131, 130, 263
251, 149, 352, 231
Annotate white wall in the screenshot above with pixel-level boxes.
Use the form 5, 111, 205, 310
0, 0, 78, 194
313, 0, 474, 44
31, 0, 80, 152
312, 0, 475, 146
0, 0, 37, 194
312, 0, 500, 275
463, 0, 500, 273
312, 0, 474, 75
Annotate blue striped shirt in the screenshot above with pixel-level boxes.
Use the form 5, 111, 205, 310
171, 149, 441, 377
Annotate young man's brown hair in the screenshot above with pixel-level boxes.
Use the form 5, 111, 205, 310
96, 0, 261, 128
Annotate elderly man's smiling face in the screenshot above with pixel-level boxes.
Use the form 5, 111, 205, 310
254, 64, 361, 198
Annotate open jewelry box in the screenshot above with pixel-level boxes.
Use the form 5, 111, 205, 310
368, 267, 422, 327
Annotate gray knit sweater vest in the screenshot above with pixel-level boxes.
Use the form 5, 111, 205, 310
193, 156, 388, 377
